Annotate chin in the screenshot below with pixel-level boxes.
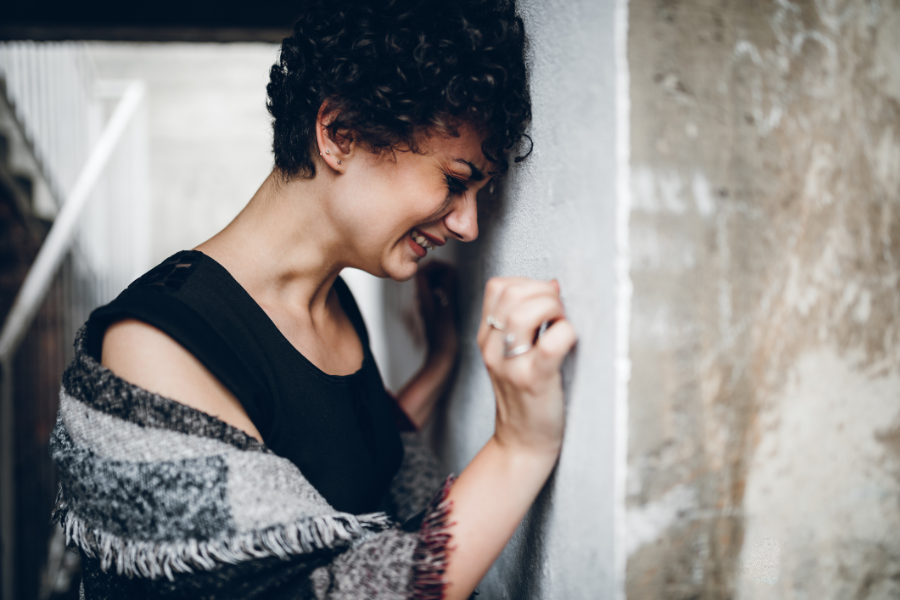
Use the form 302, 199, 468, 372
382, 258, 420, 282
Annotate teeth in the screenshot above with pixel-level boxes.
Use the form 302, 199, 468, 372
411, 229, 433, 251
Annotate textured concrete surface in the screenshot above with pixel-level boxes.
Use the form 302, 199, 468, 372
626, 1, 900, 598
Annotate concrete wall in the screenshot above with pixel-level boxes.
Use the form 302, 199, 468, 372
625, 0, 900, 598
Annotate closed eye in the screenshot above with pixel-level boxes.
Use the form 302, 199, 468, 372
445, 174, 468, 196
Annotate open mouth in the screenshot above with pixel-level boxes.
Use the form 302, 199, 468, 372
409, 228, 435, 251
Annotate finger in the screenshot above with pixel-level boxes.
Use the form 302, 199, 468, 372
478, 277, 509, 344
437, 264, 459, 296
427, 262, 458, 310
482, 296, 564, 367
421, 260, 447, 288
416, 269, 436, 319
484, 278, 559, 321
504, 295, 565, 345
415, 264, 430, 293
478, 277, 532, 345
534, 318, 577, 371
491, 280, 562, 327
478, 278, 558, 346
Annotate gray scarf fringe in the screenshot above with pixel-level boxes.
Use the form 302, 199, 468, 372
52, 493, 393, 581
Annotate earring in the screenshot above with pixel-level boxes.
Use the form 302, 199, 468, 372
337, 160, 342, 164
325, 150, 330, 155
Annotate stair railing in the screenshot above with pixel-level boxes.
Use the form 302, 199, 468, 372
0, 80, 145, 361
0, 42, 150, 600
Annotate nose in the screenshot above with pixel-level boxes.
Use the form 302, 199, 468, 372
444, 189, 479, 242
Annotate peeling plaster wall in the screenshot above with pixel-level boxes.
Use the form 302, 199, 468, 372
626, 1, 900, 598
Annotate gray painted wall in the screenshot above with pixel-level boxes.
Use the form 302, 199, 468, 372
378, 0, 627, 597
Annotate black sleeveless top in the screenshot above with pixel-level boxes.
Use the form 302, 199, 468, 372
86, 250, 405, 515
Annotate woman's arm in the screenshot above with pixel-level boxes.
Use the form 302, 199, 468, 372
433, 277, 576, 600
396, 261, 460, 428
395, 352, 456, 429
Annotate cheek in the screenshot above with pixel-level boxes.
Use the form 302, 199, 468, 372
343, 154, 448, 239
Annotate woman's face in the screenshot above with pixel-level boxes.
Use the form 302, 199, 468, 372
325, 124, 492, 281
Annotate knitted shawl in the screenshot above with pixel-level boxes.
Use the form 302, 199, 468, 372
50, 327, 453, 600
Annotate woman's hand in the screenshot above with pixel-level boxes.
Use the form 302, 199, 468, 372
416, 260, 459, 363
476, 277, 576, 456
441, 277, 576, 600
396, 261, 460, 428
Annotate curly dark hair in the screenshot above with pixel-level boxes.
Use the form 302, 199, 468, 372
266, 0, 531, 180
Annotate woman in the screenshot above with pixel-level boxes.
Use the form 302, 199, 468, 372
51, 0, 576, 598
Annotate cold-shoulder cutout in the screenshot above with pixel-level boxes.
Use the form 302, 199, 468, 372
101, 318, 264, 442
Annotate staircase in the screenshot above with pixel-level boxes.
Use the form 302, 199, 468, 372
0, 43, 150, 600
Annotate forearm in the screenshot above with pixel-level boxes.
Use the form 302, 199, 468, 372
396, 352, 456, 428
440, 437, 559, 600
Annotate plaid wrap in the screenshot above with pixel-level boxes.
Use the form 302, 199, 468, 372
51, 327, 454, 600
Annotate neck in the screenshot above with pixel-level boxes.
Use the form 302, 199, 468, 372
195, 169, 346, 322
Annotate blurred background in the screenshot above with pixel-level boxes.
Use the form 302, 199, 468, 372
0, 40, 278, 600
2, 1, 900, 600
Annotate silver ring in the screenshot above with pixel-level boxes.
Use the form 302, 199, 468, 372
502, 333, 532, 359
486, 315, 505, 330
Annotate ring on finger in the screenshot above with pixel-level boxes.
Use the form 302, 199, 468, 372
486, 315, 505, 330
502, 333, 532, 359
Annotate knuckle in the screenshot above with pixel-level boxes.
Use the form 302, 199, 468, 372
481, 347, 499, 367
560, 322, 578, 343
499, 285, 526, 307
537, 342, 559, 362
485, 277, 504, 295
507, 311, 529, 331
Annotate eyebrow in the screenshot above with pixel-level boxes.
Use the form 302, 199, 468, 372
454, 159, 486, 182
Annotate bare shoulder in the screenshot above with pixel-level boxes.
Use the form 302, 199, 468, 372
101, 319, 262, 441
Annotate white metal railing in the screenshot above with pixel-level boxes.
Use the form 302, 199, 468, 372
0, 42, 150, 600
0, 80, 147, 360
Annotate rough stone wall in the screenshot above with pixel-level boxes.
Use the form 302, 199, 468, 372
626, 1, 900, 598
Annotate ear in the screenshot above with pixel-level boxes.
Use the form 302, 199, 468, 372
316, 102, 354, 172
